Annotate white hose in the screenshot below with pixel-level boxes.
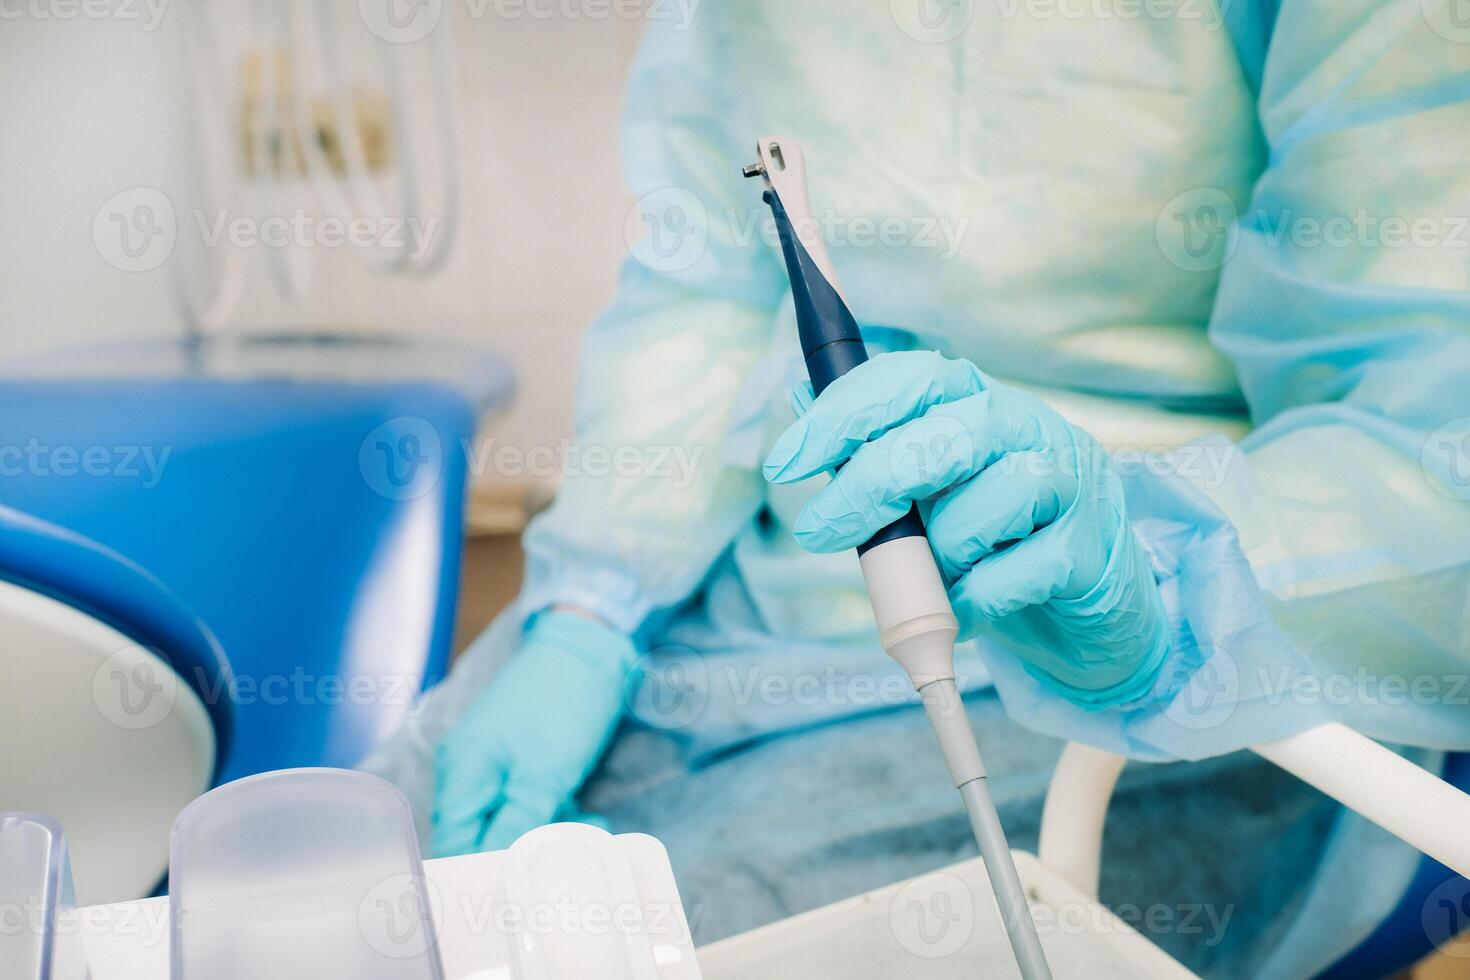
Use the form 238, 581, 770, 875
288, 0, 459, 276
175, 0, 462, 332
174, 0, 249, 336
923, 680, 1055, 980
1254, 723, 1470, 879
247, 0, 311, 304
288, 0, 406, 274
861, 535, 1055, 979
395, 9, 459, 275
362, 0, 459, 275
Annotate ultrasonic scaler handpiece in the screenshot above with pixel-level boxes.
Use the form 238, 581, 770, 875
746, 136, 1054, 980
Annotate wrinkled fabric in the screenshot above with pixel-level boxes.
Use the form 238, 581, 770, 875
980, 442, 1335, 762
517, 0, 1261, 645
368, 0, 1470, 975
520, 0, 1470, 760
972, 0, 1470, 763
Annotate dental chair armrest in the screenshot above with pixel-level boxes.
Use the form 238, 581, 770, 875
1038, 723, 1470, 899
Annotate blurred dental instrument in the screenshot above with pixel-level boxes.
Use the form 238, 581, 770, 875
280, 0, 460, 276
175, 0, 460, 336
745, 137, 1054, 980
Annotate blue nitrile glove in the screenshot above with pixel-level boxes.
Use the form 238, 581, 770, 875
432, 610, 637, 856
764, 350, 1170, 708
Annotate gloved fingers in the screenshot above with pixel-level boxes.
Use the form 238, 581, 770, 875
431, 775, 505, 858
927, 452, 1076, 581
765, 350, 987, 482
432, 806, 495, 859
788, 410, 971, 551
948, 526, 1075, 629
788, 396, 1050, 552
432, 786, 505, 857
789, 380, 815, 417
431, 736, 510, 857
480, 777, 567, 852
786, 413, 965, 552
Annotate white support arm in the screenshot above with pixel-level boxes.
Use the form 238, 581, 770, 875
1038, 723, 1470, 900
1038, 742, 1126, 897
1254, 723, 1470, 879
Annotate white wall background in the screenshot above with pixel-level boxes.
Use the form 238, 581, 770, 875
0, 3, 648, 460
0, 13, 192, 359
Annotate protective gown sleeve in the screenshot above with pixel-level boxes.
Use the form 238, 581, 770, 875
517, 20, 784, 636
984, 0, 1470, 761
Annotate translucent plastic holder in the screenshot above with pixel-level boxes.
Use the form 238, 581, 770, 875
168, 769, 444, 980
0, 812, 89, 980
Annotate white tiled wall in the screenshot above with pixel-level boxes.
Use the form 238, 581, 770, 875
232, 8, 647, 456
0, 5, 649, 462
0, 15, 193, 362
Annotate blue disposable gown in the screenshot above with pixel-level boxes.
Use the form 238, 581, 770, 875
520, 0, 1470, 761
368, 2, 1470, 974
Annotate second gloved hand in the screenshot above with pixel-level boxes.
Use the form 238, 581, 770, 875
432, 610, 637, 857
764, 350, 1170, 708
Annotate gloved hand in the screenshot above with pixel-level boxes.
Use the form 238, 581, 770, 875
432, 610, 637, 856
764, 350, 1170, 708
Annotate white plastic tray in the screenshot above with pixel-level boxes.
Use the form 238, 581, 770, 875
79, 826, 702, 980
77, 833, 1194, 978
697, 851, 1198, 980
